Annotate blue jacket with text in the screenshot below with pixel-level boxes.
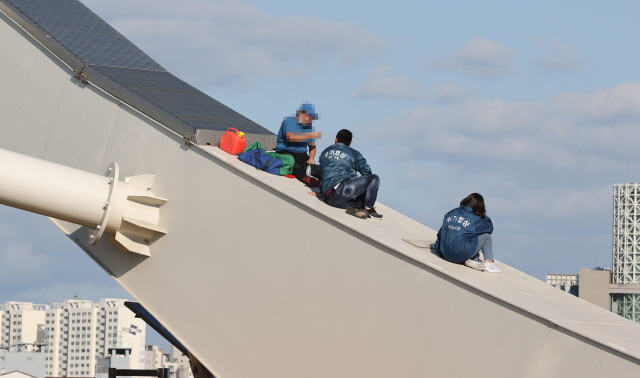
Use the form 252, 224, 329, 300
434, 206, 494, 263
319, 143, 372, 195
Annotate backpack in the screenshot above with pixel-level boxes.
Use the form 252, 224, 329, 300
238, 149, 283, 175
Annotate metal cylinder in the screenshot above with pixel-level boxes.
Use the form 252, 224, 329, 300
0, 148, 110, 228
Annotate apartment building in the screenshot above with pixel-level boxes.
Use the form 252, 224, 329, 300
143, 345, 163, 370
169, 346, 193, 378
0, 302, 46, 351
1, 299, 146, 377
143, 345, 190, 378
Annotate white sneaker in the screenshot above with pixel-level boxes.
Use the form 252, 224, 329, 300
484, 261, 502, 273
464, 259, 485, 271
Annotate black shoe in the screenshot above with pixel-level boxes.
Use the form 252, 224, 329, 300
346, 207, 370, 219
366, 207, 383, 219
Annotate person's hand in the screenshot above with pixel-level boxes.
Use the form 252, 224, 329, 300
307, 158, 315, 165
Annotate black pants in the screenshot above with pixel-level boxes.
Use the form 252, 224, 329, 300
277, 150, 322, 182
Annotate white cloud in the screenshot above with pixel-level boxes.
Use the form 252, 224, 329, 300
426, 37, 517, 77
537, 38, 583, 72
80, 0, 385, 87
428, 82, 478, 104
374, 81, 640, 168
354, 63, 425, 99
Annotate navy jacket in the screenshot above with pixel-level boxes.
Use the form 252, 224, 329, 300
434, 206, 493, 263
319, 143, 372, 195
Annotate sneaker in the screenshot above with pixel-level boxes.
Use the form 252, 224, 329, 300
366, 207, 383, 220
464, 259, 485, 271
303, 176, 320, 187
346, 207, 370, 219
484, 261, 502, 273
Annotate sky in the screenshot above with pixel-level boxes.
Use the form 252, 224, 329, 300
2, 0, 640, 350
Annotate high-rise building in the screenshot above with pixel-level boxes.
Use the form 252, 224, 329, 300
169, 346, 192, 378
546, 183, 640, 323
142, 345, 191, 378
612, 183, 640, 322
0, 302, 46, 352
1, 299, 146, 378
613, 183, 640, 284
143, 345, 164, 370
545, 274, 578, 295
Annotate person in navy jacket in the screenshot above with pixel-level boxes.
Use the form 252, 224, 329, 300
432, 193, 501, 273
319, 129, 382, 220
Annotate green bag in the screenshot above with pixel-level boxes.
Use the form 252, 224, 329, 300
243, 142, 294, 176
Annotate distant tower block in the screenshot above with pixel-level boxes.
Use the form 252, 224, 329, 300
612, 183, 640, 323
613, 183, 640, 284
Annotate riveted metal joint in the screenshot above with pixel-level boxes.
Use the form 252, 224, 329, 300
73, 68, 88, 84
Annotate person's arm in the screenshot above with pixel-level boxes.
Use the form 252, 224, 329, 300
285, 132, 321, 142
308, 143, 316, 165
475, 215, 493, 235
354, 151, 372, 174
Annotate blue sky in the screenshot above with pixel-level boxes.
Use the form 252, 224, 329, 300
3, 0, 640, 349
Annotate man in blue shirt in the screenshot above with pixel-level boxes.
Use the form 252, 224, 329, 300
319, 129, 382, 220
275, 103, 322, 184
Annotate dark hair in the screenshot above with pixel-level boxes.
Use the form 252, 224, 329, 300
336, 129, 353, 145
460, 193, 486, 217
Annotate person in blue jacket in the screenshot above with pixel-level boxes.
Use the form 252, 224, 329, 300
432, 193, 501, 273
275, 102, 322, 186
319, 129, 382, 220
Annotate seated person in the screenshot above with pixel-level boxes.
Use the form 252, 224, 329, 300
275, 103, 322, 186
319, 129, 382, 220
432, 193, 501, 273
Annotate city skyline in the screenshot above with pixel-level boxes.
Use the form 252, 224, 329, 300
1, 299, 147, 377
0, 298, 170, 369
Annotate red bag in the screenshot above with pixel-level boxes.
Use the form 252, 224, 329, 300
219, 128, 246, 155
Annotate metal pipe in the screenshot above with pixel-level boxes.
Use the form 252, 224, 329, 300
0, 148, 109, 228
0, 147, 167, 256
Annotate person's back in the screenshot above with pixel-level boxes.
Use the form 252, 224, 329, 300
433, 193, 501, 273
319, 142, 370, 195
435, 206, 488, 263
319, 129, 382, 220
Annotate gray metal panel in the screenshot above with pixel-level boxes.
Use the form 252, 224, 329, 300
5, 0, 163, 71
0, 0, 84, 72
1, 0, 275, 144
91, 66, 272, 135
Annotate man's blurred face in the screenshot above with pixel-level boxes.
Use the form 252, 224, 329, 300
297, 111, 312, 125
